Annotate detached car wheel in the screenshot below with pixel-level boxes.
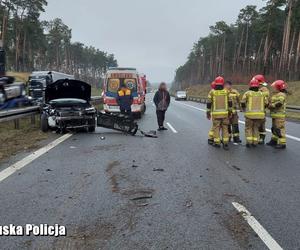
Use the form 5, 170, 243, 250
41, 113, 49, 132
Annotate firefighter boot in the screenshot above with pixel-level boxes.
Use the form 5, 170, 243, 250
258, 134, 266, 145
275, 144, 286, 150
223, 144, 229, 151
267, 139, 277, 147
233, 137, 242, 144
208, 139, 214, 145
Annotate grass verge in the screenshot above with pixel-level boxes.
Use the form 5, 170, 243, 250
0, 116, 48, 162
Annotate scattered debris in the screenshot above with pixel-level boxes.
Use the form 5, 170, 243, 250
136, 203, 149, 207
213, 212, 220, 215
232, 165, 241, 171
140, 130, 158, 138
46, 169, 53, 172
100, 136, 106, 140
132, 165, 139, 168
200, 175, 203, 178
153, 168, 164, 172
224, 193, 235, 197
130, 194, 153, 201
185, 200, 193, 208
70, 146, 77, 149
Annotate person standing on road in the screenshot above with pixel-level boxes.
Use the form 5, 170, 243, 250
224, 81, 242, 144
241, 78, 268, 148
117, 83, 133, 116
254, 75, 270, 145
267, 80, 288, 149
153, 82, 170, 131
208, 81, 216, 145
206, 76, 232, 150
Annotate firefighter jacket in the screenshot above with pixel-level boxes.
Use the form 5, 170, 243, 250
260, 86, 270, 100
207, 89, 232, 119
117, 88, 133, 110
269, 92, 287, 119
228, 89, 240, 114
241, 90, 268, 119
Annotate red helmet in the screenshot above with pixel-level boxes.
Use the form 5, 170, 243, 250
271, 80, 287, 91
215, 76, 225, 86
249, 78, 260, 88
211, 81, 216, 89
254, 75, 267, 86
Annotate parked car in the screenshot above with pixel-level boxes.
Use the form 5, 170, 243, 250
175, 91, 187, 101
41, 79, 96, 133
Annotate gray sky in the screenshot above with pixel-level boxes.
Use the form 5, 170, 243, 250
41, 0, 264, 83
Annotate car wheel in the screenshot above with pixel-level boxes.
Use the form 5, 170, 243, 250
41, 113, 49, 132
88, 126, 96, 132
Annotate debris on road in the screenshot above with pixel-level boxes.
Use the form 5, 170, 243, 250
139, 130, 158, 138
70, 146, 77, 149
100, 136, 106, 140
132, 165, 139, 168
232, 165, 241, 171
185, 200, 193, 208
46, 169, 53, 172
130, 194, 153, 201
153, 168, 164, 172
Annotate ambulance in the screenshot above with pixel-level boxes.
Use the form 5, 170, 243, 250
103, 68, 147, 118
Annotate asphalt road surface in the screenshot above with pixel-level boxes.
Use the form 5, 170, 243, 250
0, 94, 300, 250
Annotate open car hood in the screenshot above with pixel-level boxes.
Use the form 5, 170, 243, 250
45, 79, 91, 103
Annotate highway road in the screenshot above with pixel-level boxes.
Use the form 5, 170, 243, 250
0, 94, 300, 249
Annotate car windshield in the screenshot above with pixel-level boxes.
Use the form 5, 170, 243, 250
107, 78, 137, 93
177, 91, 186, 95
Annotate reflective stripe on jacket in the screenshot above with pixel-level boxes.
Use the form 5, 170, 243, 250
242, 91, 266, 119
270, 92, 286, 118
207, 89, 229, 119
117, 88, 133, 110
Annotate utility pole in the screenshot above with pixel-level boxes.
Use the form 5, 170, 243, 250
0, 33, 5, 77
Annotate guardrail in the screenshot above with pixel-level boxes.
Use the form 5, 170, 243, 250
187, 95, 300, 113
0, 96, 104, 127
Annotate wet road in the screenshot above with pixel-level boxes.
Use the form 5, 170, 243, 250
0, 94, 299, 249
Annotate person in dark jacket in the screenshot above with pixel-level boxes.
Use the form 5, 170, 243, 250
117, 83, 133, 116
153, 82, 170, 131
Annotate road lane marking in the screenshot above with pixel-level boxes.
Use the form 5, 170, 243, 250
0, 133, 73, 183
167, 122, 178, 133
177, 102, 300, 143
232, 202, 283, 250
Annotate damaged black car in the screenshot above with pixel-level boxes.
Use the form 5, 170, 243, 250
41, 79, 96, 133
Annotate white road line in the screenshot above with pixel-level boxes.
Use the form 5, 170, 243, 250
0, 133, 73, 183
177, 102, 300, 143
232, 202, 283, 250
167, 122, 178, 134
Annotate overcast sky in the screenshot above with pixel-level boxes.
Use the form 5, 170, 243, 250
41, 0, 264, 83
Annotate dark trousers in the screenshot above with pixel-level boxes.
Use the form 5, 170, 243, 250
156, 110, 166, 127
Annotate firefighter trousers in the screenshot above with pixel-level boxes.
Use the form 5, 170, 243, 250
271, 118, 286, 145
228, 113, 240, 139
212, 117, 229, 145
258, 117, 267, 142
245, 118, 264, 145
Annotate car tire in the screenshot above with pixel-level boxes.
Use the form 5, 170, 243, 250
88, 126, 96, 132
41, 113, 49, 132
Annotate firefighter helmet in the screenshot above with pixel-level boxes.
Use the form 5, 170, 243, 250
271, 80, 287, 91
249, 78, 260, 88
215, 76, 225, 86
254, 74, 268, 86
211, 81, 216, 89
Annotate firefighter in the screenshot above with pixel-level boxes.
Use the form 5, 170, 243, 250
208, 81, 216, 145
117, 83, 133, 116
267, 80, 288, 149
254, 74, 270, 144
206, 76, 232, 150
224, 81, 241, 144
241, 78, 268, 148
